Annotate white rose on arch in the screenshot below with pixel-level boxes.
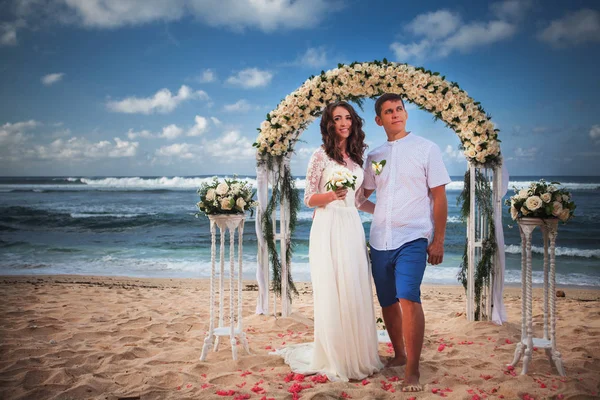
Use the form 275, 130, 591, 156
255, 61, 501, 165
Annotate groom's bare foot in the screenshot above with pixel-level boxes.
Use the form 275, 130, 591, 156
385, 355, 406, 367
401, 373, 422, 392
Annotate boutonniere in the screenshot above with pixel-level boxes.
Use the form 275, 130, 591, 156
371, 160, 386, 175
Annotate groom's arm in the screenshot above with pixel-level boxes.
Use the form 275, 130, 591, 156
427, 185, 448, 265
357, 188, 375, 213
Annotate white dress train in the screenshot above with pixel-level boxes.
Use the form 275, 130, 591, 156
273, 148, 383, 382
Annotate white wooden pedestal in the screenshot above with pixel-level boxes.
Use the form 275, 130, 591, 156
508, 217, 566, 376
200, 214, 250, 361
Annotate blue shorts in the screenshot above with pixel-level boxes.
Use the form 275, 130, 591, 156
370, 238, 428, 306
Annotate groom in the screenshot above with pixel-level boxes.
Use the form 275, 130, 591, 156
360, 93, 450, 392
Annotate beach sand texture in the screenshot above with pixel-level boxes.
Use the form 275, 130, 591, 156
0, 275, 598, 399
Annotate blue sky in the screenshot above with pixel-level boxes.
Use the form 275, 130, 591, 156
1, 0, 599, 177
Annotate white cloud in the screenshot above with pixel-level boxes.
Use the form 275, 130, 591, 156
391, 8, 518, 61
1, 120, 39, 135
187, 115, 208, 136
155, 130, 255, 161
390, 40, 431, 62
439, 20, 516, 57
210, 117, 222, 126
406, 10, 461, 39
60, 0, 186, 28
202, 130, 255, 161
187, 0, 335, 32
41, 73, 65, 86
160, 124, 184, 140
514, 146, 538, 158
537, 9, 600, 47
224, 99, 254, 113
126, 129, 153, 140
295, 147, 317, 159
443, 144, 466, 162
106, 85, 209, 114
41, 0, 335, 32
590, 125, 600, 142
0, 120, 39, 161
155, 143, 202, 159
0, 22, 19, 46
226, 68, 272, 89
297, 47, 328, 68
490, 0, 532, 21
35, 137, 138, 160
196, 68, 216, 83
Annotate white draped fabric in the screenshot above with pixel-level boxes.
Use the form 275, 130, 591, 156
492, 163, 509, 325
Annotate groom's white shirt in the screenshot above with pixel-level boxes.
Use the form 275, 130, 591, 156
363, 133, 450, 251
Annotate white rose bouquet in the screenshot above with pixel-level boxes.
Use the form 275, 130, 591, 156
196, 176, 257, 216
325, 166, 357, 192
505, 179, 576, 222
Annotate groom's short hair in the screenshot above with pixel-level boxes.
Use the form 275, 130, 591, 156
375, 93, 405, 117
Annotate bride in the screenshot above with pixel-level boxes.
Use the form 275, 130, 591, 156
274, 101, 383, 381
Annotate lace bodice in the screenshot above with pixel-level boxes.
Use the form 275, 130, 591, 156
304, 147, 364, 208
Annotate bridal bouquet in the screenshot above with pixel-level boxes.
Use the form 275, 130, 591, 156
325, 166, 357, 191
505, 179, 576, 222
196, 177, 257, 216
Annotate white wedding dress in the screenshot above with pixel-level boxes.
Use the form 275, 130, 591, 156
274, 147, 383, 382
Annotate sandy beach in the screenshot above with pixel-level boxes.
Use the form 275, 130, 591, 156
0, 275, 598, 400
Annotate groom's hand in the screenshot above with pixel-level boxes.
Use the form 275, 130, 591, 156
427, 241, 444, 265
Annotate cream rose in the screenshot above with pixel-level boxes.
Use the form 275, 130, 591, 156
518, 189, 530, 199
511, 205, 518, 220
541, 193, 552, 203
206, 188, 216, 201
216, 182, 229, 196
559, 209, 570, 221
236, 197, 247, 210
551, 201, 563, 217
525, 196, 542, 211
220, 197, 233, 210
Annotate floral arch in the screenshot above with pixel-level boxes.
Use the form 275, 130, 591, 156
253, 60, 507, 323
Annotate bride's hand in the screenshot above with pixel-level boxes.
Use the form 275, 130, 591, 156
330, 188, 348, 202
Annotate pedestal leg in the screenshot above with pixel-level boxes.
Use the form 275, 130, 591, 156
237, 221, 251, 356
522, 225, 535, 375
229, 225, 238, 361
214, 227, 225, 352
509, 227, 528, 368
542, 228, 549, 340
201, 220, 217, 361
548, 226, 566, 376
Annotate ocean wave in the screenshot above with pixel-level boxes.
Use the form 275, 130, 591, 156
1, 176, 598, 192
80, 176, 258, 189
70, 212, 154, 219
0, 206, 191, 231
505, 244, 600, 258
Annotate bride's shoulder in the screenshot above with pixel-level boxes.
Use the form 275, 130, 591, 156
311, 146, 329, 160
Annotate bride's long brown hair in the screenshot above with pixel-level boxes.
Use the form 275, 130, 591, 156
319, 101, 367, 166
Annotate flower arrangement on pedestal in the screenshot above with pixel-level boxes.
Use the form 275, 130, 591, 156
196, 177, 257, 216
506, 179, 576, 222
